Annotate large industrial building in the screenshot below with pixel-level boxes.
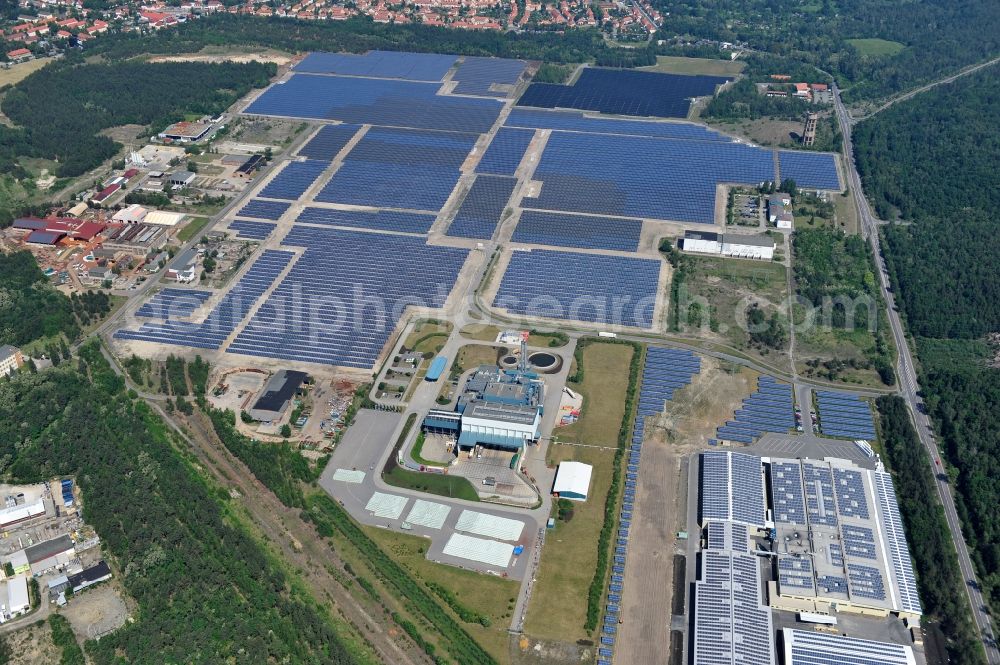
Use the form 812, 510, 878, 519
681, 231, 776, 260
694, 451, 923, 664
249, 370, 310, 422
423, 365, 544, 451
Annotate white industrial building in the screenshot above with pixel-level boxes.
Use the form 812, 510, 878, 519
112, 204, 148, 224
144, 210, 187, 227
459, 402, 541, 451
6, 576, 29, 617
681, 231, 775, 261
552, 461, 593, 501
781, 630, 916, 665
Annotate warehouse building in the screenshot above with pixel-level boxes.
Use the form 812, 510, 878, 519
781, 630, 915, 665
68, 560, 112, 593
552, 461, 593, 501
767, 456, 922, 618
681, 231, 776, 260
249, 370, 310, 422
768, 194, 794, 229
25, 534, 75, 575
6, 575, 29, 618
113, 204, 149, 224
168, 171, 197, 188
158, 121, 213, 143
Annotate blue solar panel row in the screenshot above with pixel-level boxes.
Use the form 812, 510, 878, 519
604, 345, 700, 664
475, 127, 534, 176
523, 130, 775, 224
816, 391, 876, 439
227, 227, 468, 368
258, 160, 328, 200
238, 199, 291, 221
294, 50, 457, 81
229, 220, 276, 240
517, 68, 729, 119
244, 74, 502, 133
298, 123, 362, 160
715, 375, 795, 443
778, 150, 841, 190
135, 288, 211, 319
452, 56, 526, 97
115, 250, 294, 349
493, 249, 661, 328
316, 127, 478, 211
505, 108, 732, 142
511, 210, 642, 252
446, 175, 516, 239
297, 207, 434, 234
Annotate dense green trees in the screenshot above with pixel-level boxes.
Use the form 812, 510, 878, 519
877, 396, 986, 664
0, 59, 274, 177
793, 227, 877, 328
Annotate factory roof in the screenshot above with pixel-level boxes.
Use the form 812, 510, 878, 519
700, 451, 767, 528
684, 229, 719, 242
781, 629, 915, 665
25, 534, 74, 564
252, 370, 309, 414
722, 233, 775, 248
552, 462, 593, 499
26, 230, 64, 245
463, 401, 539, 426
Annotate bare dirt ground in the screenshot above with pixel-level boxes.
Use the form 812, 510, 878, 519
149, 53, 292, 66
2, 620, 59, 665
614, 358, 756, 665
62, 584, 131, 641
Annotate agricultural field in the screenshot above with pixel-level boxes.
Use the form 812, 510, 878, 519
640, 55, 746, 77
847, 38, 906, 57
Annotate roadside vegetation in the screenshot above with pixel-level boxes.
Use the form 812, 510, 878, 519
876, 396, 985, 664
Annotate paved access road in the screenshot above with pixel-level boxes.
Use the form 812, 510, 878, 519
834, 82, 999, 662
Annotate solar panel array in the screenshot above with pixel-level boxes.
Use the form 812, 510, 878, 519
475, 127, 534, 176
316, 126, 478, 211
784, 629, 915, 665
522, 130, 774, 223
847, 563, 886, 600
258, 160, 328, 200
452, 56, 526, 97
227, 227, 468, 368
517, 68, 729, 119
694, 550, 775, 665
816, 391, 876, 440
505, 108, 732, 142
706, 520, 750, 553
294, 50, 457, 81
700, 451, 766, 528
802, 461, 839, 527
604, 346, 700, 665
135, 288, 211, 318
778, 555, 815, 592
298, 123, 362, 160
492, 249, 660, 328
716, 375, 795, 443
779, 150, 841, 190
229, 220, 276, 240
770, 461, 806, 525
297, 207, 434, 234
244, 74, 503, 133
446, 175, 516, 239
238, 199, 290, 221
115, 250, 294, 349
875, 471, 922, 614
511, 210, 642, 252
833, 468, 870, 519
842, 525, 877, 560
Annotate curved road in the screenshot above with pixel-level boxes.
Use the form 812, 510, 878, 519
834, 83, 999, 662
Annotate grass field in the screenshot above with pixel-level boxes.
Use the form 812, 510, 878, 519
847, 38, 906, 57
176, 216, 211, 242
363, 527, 518, 664
383, 465, 480, 502
0, 57, 52, 87
640, 55, 745, 77
526, 342, 633, 642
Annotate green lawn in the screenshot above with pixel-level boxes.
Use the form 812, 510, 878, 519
383, 466, 479, 502
527, 342, 634, 642
847, 38, 906, 57
177, 216, 211, 242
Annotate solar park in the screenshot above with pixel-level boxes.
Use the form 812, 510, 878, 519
117, 50, 845, 370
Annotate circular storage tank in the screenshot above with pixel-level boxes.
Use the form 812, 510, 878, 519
528, 352, 562, 373
500, 354, 520, 370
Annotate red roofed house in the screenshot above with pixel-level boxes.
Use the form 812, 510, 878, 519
91, 184, 121, 205
6, 48, 32, 62
810, 83, 829, 92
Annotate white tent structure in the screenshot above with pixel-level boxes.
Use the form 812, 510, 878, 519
553, 461, 593, 501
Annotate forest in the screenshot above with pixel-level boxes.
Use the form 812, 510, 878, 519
858, 63, 1000, 623
0, 342, 365, 664
0, 250, 111, 346
650, 0, 1000, 100
0, 59, 274, 177
876, 396, 986, 665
